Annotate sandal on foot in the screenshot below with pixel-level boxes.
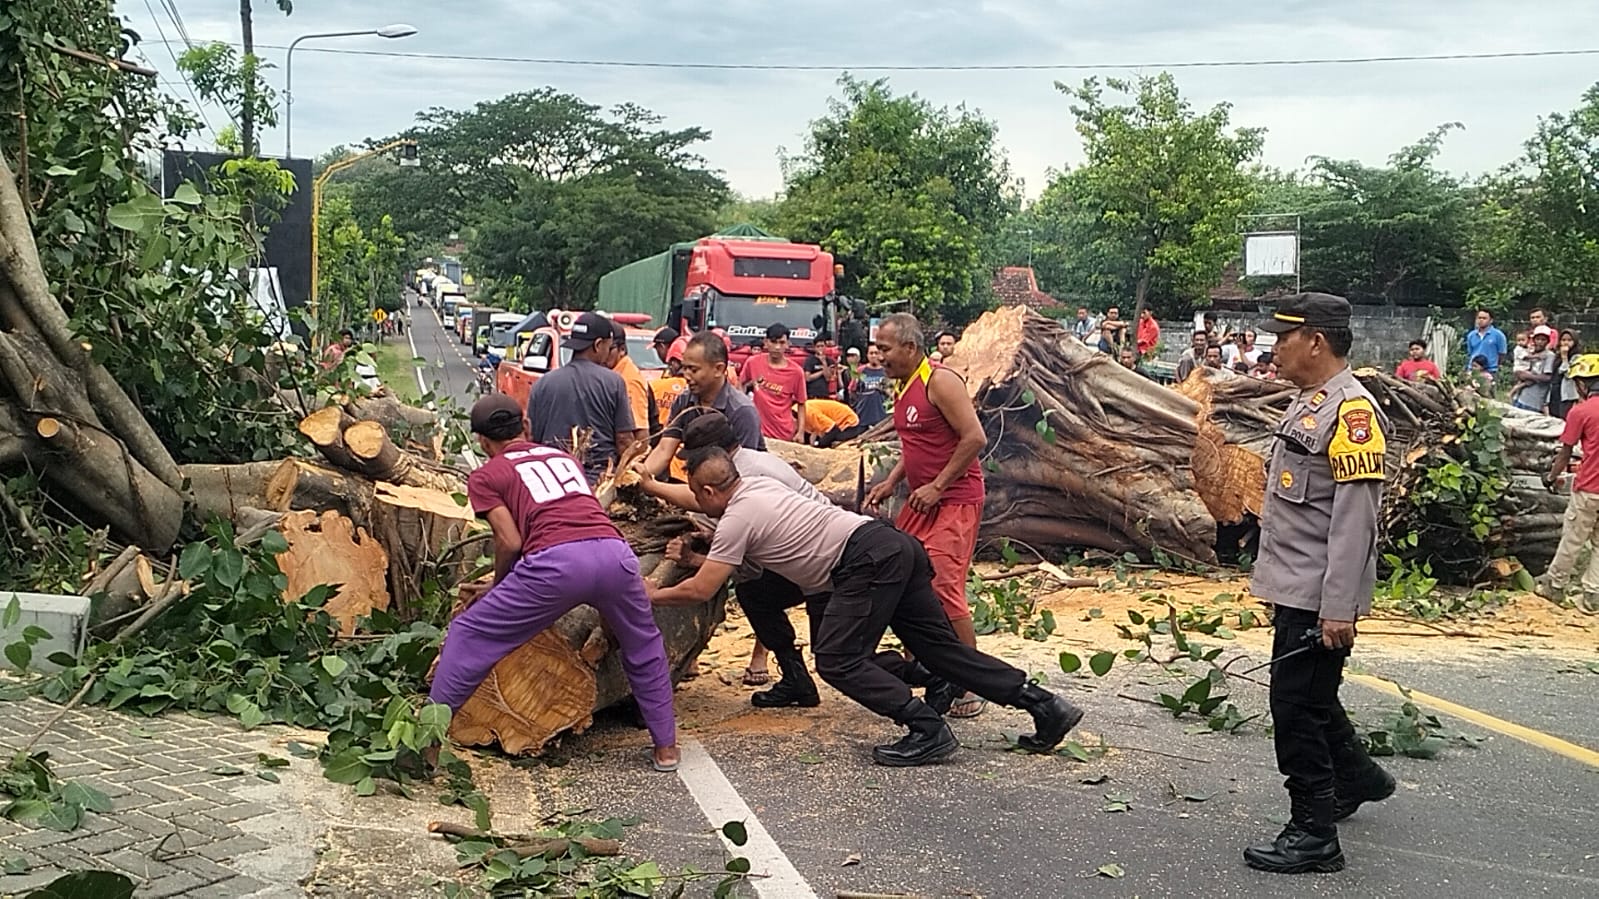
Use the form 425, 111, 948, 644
948, 694, 988, 719
651, 751, 680, 773
741, 667, 771, 686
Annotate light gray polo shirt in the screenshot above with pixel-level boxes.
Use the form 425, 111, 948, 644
706, 476, 868, 594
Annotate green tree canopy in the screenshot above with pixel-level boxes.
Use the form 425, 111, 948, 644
1055, 73, 1265, 318
345, 89, 728, 309
1469, 84, 1599, 313
777, 76, 1015, 326
1253, 125, 1474, 306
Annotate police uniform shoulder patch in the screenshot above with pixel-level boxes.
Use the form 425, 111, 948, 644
1328, 396, 1386, 482
1308, 389, 1329, 408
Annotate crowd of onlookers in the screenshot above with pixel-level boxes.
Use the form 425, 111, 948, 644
1068, 306, 1280, 383
1455, 307, 1586, 418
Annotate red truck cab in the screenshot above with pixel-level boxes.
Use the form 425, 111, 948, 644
677, 239, 836, 372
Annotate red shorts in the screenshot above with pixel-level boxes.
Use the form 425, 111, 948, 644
896, 501, 981, 622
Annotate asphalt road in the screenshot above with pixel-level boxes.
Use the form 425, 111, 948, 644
532, 638, 1599, 899
405, 292, 483, 408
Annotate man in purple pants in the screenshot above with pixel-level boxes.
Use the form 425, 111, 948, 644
429, 394, 680, 771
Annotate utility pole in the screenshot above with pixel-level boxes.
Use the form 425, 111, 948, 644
239, 0, 256, 156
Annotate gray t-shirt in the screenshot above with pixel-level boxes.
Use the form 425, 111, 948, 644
526, 357, 634, 479
732, 449, 827, 505
665, 382, 765, 451
707, 476, 868, 594
1518, 349, 1558, 409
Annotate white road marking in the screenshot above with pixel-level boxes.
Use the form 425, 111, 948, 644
676, 738, 817, 899
404, 314, 431, 409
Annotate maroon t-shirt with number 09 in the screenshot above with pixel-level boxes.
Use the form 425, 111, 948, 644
466, 440, 621, 557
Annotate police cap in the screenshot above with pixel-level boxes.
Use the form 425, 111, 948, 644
1260, 292, 1353, 334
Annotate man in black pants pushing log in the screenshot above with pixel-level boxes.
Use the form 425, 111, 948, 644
645, 447, 1085, 766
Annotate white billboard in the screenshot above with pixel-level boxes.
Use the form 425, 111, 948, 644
1244, 232, 1299, 277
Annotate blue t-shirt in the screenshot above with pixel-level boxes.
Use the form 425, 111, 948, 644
1465, 326, 1508, 372
850, 365, 890, 427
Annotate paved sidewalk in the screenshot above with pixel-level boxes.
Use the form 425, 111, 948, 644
0, 697, 308, 898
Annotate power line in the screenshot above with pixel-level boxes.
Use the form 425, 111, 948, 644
151, 41, 1599, 72
141, 0, 219, 140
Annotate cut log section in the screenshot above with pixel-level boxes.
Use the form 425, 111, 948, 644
370, 481, 477, 615
275, 509, 390, 635
445, 522, 726, 756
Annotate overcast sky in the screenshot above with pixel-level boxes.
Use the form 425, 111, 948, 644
119, 1, 1599, 199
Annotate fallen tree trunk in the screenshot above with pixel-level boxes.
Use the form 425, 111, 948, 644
0, 154, 184, 550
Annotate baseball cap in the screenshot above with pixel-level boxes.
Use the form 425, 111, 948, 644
566, 311, 612, 350
1533, 325, 1554, 338
469, 394, 523, 435
679, 410, 735, 452
610, 318, 630, 342
653, 326, 680, 346
1260, 292, 1353, 334
846, 347, 861, 358
766, 323, 790, 341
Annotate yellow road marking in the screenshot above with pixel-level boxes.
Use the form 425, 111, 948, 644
1347, 673, 1599, 769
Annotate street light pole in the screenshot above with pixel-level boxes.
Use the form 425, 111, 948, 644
311, 139, 419, 342
284, 24, 417, 158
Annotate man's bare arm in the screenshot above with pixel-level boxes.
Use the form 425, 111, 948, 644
484, 506, 523, 584
647, 559, 736, 606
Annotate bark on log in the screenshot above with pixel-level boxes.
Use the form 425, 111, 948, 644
345, 392, 442, 460
446, 519, 726, 756
765, 440, 865, 510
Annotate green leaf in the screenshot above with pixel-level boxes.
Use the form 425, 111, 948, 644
354, 776, 377, 796
286, 741, 318, 759
2, 596, 19, 629
255, 770, 280, 783
1088, 651, 1116, 677
178, 543, 212, 580
721, 820, 749, 847
320, 656, 348, 678
2, 798, 50, 822
724, 857, 751, 875
322, 747, 373, 784
37, 801, 85, 831
5, 642, 32, 671
2, 853, 26, 875
21, 625, 51, 642
238, 703, 265, 730
60, 782, 113, 814
24, 870, 135, 898
1057, 741, 1091, 762
417, 703, 451, 731
213, 549, 245, 589
1058, 652, 1082, 674
260, 530, 290, 555
170, 183, 203, 205
44, 165, 79, 177
1096, 862, 1126, 878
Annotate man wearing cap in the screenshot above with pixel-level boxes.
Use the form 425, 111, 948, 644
648, 447, 1084, 767
429, 395, 679, 771
636, 331, 765, 480
1245, 292, 1395, 875
605, 319, 650, 449
740, 323, 807, 443
653, 326, 687, 374
526, 311, 635, 481
1513, 325, 1557, 413
638, 410, 830, 708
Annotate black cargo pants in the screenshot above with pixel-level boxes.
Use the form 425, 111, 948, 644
811, 521, 1026, 719
1269, 604, 1356, 795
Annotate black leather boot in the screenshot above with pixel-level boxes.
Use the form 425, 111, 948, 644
751, 649, 821, 709
871, 698, 958, 767
1330, 733, 1395, 821
1011, 682, 1083, 753
900, 659, 960, 717
1243, 789, 1345, 874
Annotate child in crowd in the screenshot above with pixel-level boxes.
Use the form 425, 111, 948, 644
1469, 354, 1495, 395
1509, 330, 1532, 403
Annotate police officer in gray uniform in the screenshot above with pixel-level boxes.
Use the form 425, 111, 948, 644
1245, 293, 1396, 874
